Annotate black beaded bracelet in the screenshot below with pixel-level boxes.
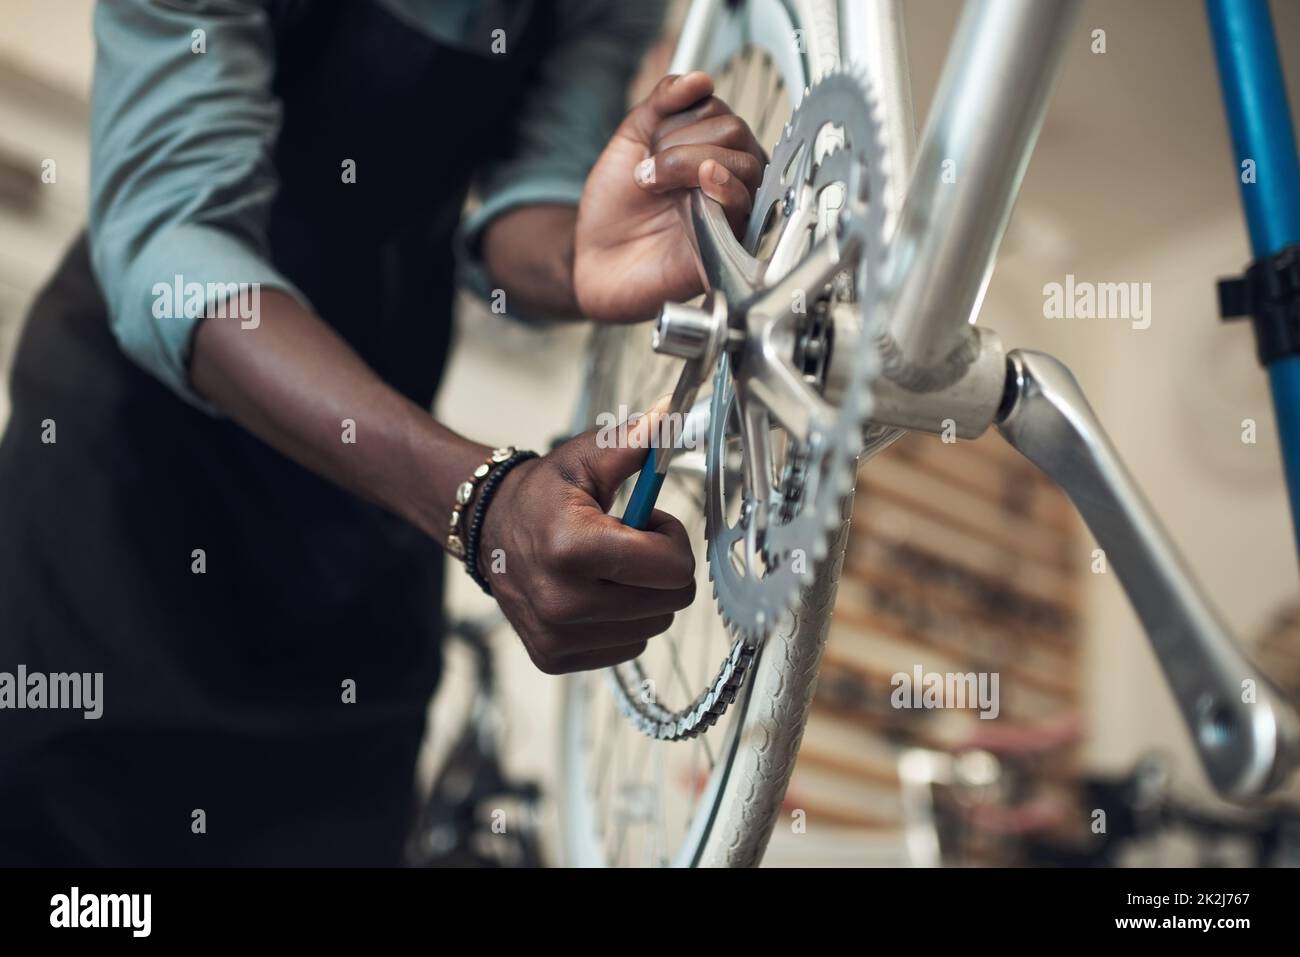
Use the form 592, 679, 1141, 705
463, 449, 538, 596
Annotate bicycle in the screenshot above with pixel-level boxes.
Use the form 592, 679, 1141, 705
408, 612, 545, 868
558, 0, 1300, 867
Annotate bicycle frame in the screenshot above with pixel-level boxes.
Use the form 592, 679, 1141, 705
881, 0, 1078, 385
1207, 0, 1300, 553
654, 0, 1300, 800
880, 0, 1300, 799
878, 0, 1300, 800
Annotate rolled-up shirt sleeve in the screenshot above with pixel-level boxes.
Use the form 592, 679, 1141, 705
89, 0, 309, 412
456, 0, 666, 310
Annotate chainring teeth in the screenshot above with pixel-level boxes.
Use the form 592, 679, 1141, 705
608, 67, 894, 740
707, 66, 892, 645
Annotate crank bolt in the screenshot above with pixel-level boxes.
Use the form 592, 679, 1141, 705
653, 301, 722, 361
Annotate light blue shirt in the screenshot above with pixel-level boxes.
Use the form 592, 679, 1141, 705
88, 0, 663, 408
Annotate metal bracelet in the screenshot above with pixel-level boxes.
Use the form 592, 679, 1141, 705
447, 446, 516, 560
463, 449, 539, 596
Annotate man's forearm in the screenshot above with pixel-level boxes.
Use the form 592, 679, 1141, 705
191, 289, 488, 545
481, 205, 581, 318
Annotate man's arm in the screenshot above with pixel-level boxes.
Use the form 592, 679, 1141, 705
191, 290, 486, 547
458, 0, 665, 321
90, 0, 696, 675
481, 205, 580, 319
190, 291, 696, 676
89, 0, 310, 410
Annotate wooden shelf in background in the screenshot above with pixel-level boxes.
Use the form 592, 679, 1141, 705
787, 425, 1086, 866
848, 512, 1079, 612
876, 432, 1076, 534
841, 553, 1078, 653
856, 454, 1076, 573
827, 604, 1079, 703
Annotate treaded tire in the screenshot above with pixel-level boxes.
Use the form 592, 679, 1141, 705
560, 0, 855, 869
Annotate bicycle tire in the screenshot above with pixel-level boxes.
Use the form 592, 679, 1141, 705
559, 0, 862, 868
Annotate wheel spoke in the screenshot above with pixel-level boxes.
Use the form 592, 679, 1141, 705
667, 635, 694, 705
757, 58, 782, 145
592, 690, 619, 798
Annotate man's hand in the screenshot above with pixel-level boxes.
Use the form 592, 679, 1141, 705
476, 413, 695, 674
574, 72, 766, 323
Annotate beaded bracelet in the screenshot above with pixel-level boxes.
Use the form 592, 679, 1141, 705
463, 449, 538, 596
447, 446, 516, 560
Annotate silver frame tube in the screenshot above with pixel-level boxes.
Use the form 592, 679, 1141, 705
883, 0, 1081, 388
669, 0, 723, 76
842, 0, 917, 236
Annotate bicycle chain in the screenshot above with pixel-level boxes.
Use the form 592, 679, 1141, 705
606, 636, 756, 740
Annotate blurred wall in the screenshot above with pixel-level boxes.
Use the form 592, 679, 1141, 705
0, 0, 93, 426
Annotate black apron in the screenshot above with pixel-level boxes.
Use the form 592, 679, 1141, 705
0, 0, 550, 865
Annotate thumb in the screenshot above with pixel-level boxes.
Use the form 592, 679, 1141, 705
570, 394, 674, 510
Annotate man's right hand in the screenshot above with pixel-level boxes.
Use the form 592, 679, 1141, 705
477, 414, 696, 675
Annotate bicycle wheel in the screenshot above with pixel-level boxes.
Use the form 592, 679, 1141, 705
560, 0, 864, 868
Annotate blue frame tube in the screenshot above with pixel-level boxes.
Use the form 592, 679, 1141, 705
1206, 0, 1300, 556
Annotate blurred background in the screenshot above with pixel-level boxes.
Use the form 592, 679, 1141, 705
3, 0, 1299, 866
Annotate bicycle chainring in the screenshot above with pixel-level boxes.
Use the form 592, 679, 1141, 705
706, 69, 891, 644
608, 69, 892, 742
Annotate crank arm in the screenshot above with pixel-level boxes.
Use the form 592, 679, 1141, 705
996, 349, 1300, 800
621, 296, 728, 530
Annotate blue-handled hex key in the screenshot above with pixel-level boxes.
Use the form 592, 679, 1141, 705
620, 294, 728, 530
621, 446, 668, 530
